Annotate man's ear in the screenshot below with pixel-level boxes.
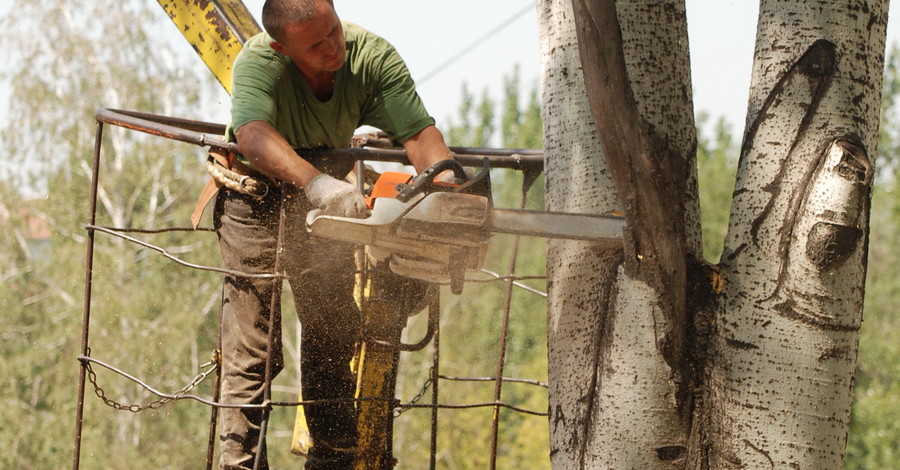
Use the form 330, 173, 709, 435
270, 41, 287, 55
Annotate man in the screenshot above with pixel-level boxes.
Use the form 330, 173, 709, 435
215, 0, 455, 468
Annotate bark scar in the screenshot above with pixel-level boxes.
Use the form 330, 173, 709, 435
782, 136, 870, 280
743, 40, 837, 246
834, 138, 873, 185
743, 439, 775, 469
805, 221, 862, 270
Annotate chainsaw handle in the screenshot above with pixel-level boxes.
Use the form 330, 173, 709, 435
395, 159, 468, 202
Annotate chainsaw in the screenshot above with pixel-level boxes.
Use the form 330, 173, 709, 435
306, 159, 625, 293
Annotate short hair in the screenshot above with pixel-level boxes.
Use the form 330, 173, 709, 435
262, 0, 331, 41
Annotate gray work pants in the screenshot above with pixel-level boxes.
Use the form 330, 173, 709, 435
214, 184, 360, 470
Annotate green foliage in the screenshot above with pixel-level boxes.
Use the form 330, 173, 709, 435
844, 44, 900, 468
877, 43, 900, 183
500, 64, 544, 149
446, 83, 496, 147
846, 180, 900, 469
695, 112, 739, 262
0, 1, 222, 469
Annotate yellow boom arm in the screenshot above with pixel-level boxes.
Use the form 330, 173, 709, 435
156, 0, 261, 93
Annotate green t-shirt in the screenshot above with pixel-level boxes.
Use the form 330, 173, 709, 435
228, 22, 434, 156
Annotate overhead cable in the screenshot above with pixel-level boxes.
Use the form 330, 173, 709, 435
417, 2, 536, 85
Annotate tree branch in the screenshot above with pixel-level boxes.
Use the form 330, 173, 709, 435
571, 0, 691, 400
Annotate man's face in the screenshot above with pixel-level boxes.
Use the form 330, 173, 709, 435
270, 1, 345, 77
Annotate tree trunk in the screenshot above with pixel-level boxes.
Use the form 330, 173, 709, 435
537, 1, 621, 467
540, 0, 700, 468
705, 1, 887, 468
541, 0, 887, 468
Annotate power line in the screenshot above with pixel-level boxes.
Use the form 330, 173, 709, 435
417, 2, 536, 86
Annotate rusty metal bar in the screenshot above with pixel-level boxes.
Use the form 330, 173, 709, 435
85, 224, 282, 280
475, 270, 548, 297
77, 347, 549, 416
83, 352, 557, 415
488, 189, 529, 470
95, 108, 234, 151
93, 108, 544, 171
399, 401, 547, 417
72, 120, 105, 470
77, 356, 248, 409
253, 183, 290, 470
437, 375, 548, 388
206, 349, 222, 470
429, 290, 441, 470
489, 169, 542, 469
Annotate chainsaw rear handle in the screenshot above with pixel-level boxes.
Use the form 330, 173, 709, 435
395, 159, 469, 202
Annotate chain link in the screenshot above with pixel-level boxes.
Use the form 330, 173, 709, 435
394, 371, 434, 417
84, 351, 219, 413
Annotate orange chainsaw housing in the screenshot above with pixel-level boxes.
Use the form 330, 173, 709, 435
365, 171, 458, 209
365, 172, 412, 208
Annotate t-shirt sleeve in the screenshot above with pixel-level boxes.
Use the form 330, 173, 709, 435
227, 39, 285, 141
359, 40, 435, 144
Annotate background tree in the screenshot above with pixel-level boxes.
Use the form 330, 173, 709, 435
695, 113, 739, 262
844, 43, 900, 470
0, 1, 222, 468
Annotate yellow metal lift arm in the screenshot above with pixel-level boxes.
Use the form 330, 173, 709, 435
156, 0, 261, 93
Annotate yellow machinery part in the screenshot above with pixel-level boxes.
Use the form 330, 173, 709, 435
353, 268, 406, 470
155, 0, 261, 93
291, 389, 314, 456
292, 258, 409, 468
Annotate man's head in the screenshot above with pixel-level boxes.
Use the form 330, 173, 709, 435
263, 0, 345, 77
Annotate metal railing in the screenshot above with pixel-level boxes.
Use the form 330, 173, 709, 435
73, 108, 549, 470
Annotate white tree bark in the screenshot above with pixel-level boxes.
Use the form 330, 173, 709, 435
538, 1, 620, 467
585, 269, 689, 470
540, 0, 699, 468
707, 1, 887, 468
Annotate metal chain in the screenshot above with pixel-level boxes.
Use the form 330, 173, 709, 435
394, 372, 434, 417
85, 351, 219, 413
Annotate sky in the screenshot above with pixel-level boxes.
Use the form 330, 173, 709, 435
0, 1, 898, 139
234, 0, 898, 136
232, 0, 759, 131
323, 0, 759, 131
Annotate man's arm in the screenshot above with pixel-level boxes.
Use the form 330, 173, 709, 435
235, 120, 368, 217
235, 120, 321, 187
402, 125, 454, 173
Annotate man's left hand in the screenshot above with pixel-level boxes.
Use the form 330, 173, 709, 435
304, 174, 368, 218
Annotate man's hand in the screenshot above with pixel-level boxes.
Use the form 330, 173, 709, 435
304, 174, 368, 218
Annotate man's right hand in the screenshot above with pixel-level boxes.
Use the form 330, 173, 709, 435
303, 174, 368, 218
